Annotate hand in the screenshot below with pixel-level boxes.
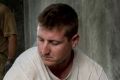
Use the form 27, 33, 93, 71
4, 59, 14, 74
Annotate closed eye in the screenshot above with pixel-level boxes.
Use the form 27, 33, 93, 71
49, 40, 63, 45
37, 36, 44, 42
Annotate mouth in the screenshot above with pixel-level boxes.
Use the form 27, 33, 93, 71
41, 56, 54, 61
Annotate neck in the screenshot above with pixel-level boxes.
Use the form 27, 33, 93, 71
49, 50, 74, 79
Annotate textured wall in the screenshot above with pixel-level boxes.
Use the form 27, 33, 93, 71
23, 0, 120, 80
109, 0, 120, 80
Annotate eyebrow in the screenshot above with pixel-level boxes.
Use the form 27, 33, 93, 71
37, 35, 64, 42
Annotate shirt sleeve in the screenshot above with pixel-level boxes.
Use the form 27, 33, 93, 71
3, 8, 17, 37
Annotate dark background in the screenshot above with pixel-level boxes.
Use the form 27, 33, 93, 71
0, 0, 25, 56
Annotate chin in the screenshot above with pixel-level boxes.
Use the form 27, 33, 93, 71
44, 61, 56, 67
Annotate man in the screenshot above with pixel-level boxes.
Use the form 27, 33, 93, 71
4, 3, 108, 80
0, 3, 17, 79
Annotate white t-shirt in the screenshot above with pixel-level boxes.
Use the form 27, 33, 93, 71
3, 47, 108, 80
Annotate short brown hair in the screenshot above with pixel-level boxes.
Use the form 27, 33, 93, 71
38, 3, 78, 39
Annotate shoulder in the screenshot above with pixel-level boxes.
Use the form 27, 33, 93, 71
77, 52, 102, 69
11, 46, 40, 73
4, 47, 50, 80
16, 47, 38, 61
75, 50, 105, 79
13, 46, 39, 67
4, 47, 40, 80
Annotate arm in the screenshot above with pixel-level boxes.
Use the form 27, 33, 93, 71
8, 34, 17, 61
4, 34, 17, 73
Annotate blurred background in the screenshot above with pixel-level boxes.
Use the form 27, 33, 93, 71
1, 0, 120, 80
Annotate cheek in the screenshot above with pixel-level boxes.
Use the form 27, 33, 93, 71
52, 44, 72, 58
37, 41, 42, 53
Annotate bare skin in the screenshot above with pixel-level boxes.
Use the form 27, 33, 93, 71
8, 34, 17, 60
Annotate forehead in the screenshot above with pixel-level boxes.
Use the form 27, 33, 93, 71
37, 26, 66, 39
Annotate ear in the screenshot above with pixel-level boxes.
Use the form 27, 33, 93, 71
71, 34, 79, 48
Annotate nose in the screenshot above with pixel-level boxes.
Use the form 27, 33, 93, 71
41, 41, 50, 55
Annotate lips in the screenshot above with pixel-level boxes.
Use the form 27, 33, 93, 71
41, 56, 54, 61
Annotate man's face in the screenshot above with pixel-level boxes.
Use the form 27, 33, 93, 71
37, 26, 79, 67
